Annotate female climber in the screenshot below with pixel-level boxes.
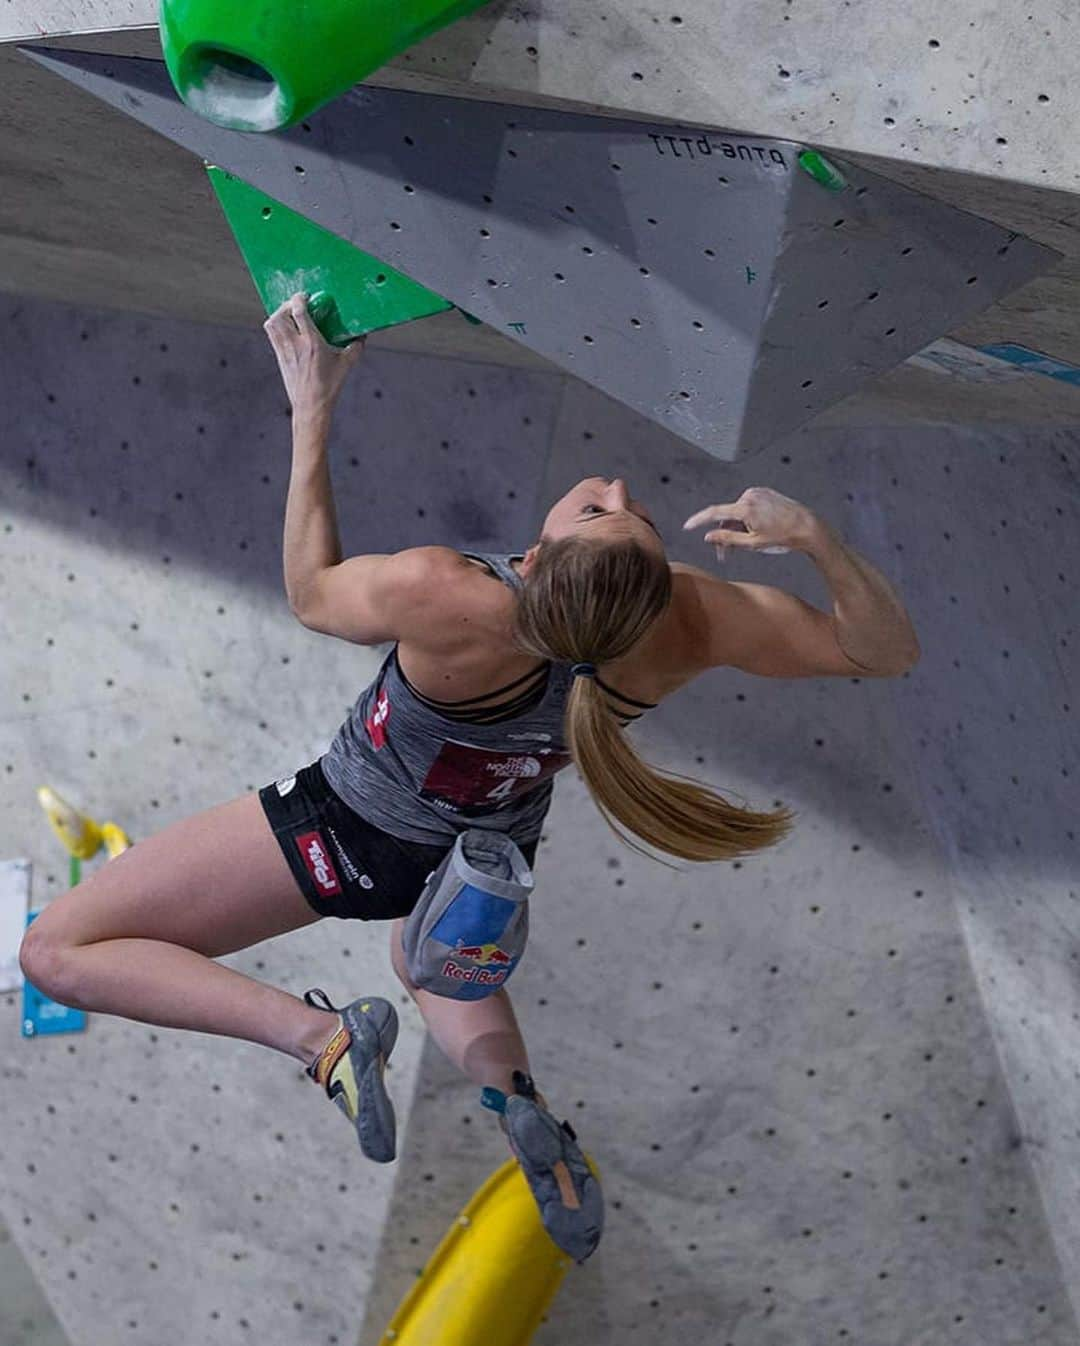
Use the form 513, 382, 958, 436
18, 292, 920, 1264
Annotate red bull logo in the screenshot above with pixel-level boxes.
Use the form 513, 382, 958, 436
443, 941, 514, 987
441, 960, 510, 987
455, 942, 513, 967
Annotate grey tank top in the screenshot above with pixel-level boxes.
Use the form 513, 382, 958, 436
320, 552, 578, 848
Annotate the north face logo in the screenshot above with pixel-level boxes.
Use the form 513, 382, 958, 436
484, 755, 541, 780
295, 831, 342, 896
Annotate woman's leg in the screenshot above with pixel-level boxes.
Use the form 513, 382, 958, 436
19, 792, 345, 1066
388, 919, 601, 1262
389, 917, 531, 1097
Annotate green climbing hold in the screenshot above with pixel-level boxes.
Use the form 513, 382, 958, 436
161, 0, 494, 132
798, 150, 848, 193
206, 165, 453, 343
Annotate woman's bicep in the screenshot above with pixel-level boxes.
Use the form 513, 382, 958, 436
291, 547, 455, 645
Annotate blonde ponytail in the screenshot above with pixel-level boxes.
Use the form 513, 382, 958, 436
512, 535, 796, 865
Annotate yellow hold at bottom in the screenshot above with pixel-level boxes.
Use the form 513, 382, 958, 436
379, 1155, 589, 1345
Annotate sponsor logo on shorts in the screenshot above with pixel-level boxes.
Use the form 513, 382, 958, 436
324, 826, 360, 883
295, 831, 342, 896
359, 874, 374, 890
275, 776, 297, 797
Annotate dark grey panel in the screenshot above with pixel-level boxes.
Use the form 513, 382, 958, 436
21, 46, 1062, 460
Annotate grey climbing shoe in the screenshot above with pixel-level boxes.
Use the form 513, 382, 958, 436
304, 988, 398, 1163
490, 1071, 604, 1263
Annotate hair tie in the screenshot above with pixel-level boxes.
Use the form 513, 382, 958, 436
571, 662, 597, 679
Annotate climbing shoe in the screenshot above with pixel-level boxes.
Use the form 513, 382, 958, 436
485, 1070, 604, 1263
303, 988, 398, 1163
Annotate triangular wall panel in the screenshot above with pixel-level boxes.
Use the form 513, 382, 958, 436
206, 167, 454, 342
22, 46, 1062, 461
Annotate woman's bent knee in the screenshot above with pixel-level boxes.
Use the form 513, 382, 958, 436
17, 793, 319, 961
19, 931, 78, 1003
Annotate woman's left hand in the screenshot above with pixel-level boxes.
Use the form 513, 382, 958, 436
683, 486, 821, 562
263, 292, 367, 418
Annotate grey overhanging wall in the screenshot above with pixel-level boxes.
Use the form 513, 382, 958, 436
20, 46, 1064, 462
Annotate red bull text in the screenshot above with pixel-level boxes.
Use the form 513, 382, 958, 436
441, 960, 510, 987
444, 941, 514, 986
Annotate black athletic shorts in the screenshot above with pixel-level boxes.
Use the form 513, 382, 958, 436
258, 759, 540, 921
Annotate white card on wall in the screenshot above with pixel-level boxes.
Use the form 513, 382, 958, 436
0, 859, 31, 993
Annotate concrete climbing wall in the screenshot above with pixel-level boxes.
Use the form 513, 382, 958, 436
2, 290, 1079, 1346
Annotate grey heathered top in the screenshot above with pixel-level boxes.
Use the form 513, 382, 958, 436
320, 552, 578, 848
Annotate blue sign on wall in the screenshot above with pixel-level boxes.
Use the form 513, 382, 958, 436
978, 344, 1080, 387
22, 910, 86, 1037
